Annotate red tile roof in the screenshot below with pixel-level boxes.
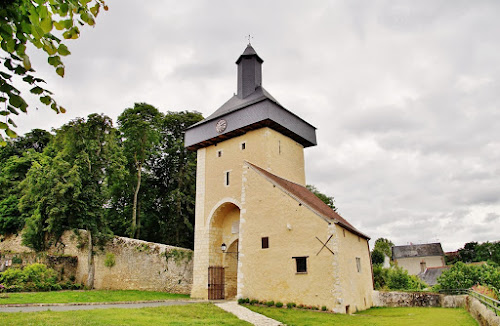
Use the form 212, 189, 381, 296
246, 161, 370, 239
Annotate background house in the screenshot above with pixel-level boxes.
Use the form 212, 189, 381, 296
392, 243, 445, 275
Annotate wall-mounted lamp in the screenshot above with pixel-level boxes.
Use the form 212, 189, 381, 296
221, 242, 238, 259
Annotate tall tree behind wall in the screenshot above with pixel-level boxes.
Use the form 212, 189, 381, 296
117, 103, 162, 239
19, 114, 125, 288
142, 111, 203, 249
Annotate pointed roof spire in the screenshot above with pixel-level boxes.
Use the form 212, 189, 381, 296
236, 44, 263, 99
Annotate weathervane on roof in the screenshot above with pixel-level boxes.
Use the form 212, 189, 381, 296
246, 34, 253, 45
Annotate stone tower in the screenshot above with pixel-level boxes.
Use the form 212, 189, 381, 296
185, 44, 317, 299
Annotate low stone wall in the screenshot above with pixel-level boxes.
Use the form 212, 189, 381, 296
466, 296, 500, 326
373, 291, 499, 326
372, 290, 442, 307
0, 231, 193, 294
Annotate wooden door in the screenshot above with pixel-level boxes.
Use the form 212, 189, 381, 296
208, 266, 225, 300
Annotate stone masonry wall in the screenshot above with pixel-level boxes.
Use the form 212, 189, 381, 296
0, 231, 193, 294
373, 291, 500, 326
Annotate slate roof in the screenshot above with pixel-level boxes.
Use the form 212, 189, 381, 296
246, 161, 370, 240
189, 86, 281, 128
417, 266, 450, 286
392, 243, 444, 260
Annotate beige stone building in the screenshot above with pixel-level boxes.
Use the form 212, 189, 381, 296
185, 44, 373, 313
392, 243, 445, 275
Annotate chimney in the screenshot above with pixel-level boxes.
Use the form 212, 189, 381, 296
236, 44, 263, 99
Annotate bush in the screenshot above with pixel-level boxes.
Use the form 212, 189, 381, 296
266, 300, 274, 307
250, 299, 258, 305
276, 302, 283, 308
237, 298, 245, 304
321, 305, 327, 311
0, 263, 79, 292
437, 262, 500, 290
387, 266, 427, 290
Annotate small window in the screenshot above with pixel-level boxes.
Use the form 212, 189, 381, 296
358, 236, 360, 242
293, 256, 308, 273
261, 237, 269, 249
225, 171, 230, 186
343, 229, 346, 237
217, 150, 222, 157
356, 257, 361, 273
241, 142, 246, 150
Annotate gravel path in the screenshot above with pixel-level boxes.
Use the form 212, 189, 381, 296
215, 301, 284, 326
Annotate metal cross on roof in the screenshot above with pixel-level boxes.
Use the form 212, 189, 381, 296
246, 34, 253, 45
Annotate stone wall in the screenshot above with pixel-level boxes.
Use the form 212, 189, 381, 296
466, 296, 500, 326
373, 291, 500, 326
0, 231, 193, 294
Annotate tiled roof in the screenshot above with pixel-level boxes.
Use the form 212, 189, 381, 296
246, 161, 370, 239
392, 243, 444, 259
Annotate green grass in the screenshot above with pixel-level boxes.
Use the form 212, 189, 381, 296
0, 303, 251, 325
0, 290, 189, 305
246, 306, 478, 326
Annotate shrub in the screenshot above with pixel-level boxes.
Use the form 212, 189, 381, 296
104, 252, 115, 268
276, 302, 283, 308
437, 262, 500, 290
266, 300, 274, 307
387, 266, 427, 291
0, 263, 80, 292
244, 298, 250, 303
286, 302, 295, 308
321, 305, 327, 311
250, 299, 258, 305
237, 298, 245, 304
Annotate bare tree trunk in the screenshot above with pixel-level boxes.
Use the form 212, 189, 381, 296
132, 160, 142, 238
86, 230, 95, 289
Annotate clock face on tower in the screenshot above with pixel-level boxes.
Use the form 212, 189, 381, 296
215, 119, 227, 133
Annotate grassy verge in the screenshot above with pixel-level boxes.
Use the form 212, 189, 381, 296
0, 303, 251, 325
246, 305, 478, 326
0, 290, 189, 305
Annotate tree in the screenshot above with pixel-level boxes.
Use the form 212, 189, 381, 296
143, 111, 203, 248
374, 238, 394, 259
306, 185, 337, 211
117, 103, 162, 238
371, 249, 385, 265
20, 114, 124, 288
0, 129, 51, 235
0, 0, 108, 144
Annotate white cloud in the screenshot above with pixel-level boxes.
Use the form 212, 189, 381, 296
11, 0, 500, 252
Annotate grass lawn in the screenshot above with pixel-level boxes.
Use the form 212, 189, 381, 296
0, 290, 189, 305
0, 303, 251, 325
247, 305, 478, 326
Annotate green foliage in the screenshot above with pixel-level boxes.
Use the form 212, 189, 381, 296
164, 248, 193, 265
117, 103, 162, 238
371, 249, 385, 265
0, 263, 67, 292
457, 241, 500, 265
266, 300, 275, 307
20, 114, 122, 251
103, 252, 115, 268
286, 302, 296, 308
436, 261, 500, 290
321, 305, 327, 311
374, 238, 394, 259
276, 302, 283, 308
0, 0, 108, 143
306, 185, 337, 211
373, 264, 389, 289
373, 265, 427, 291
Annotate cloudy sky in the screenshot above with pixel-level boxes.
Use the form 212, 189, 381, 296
13, 0, 500, 251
